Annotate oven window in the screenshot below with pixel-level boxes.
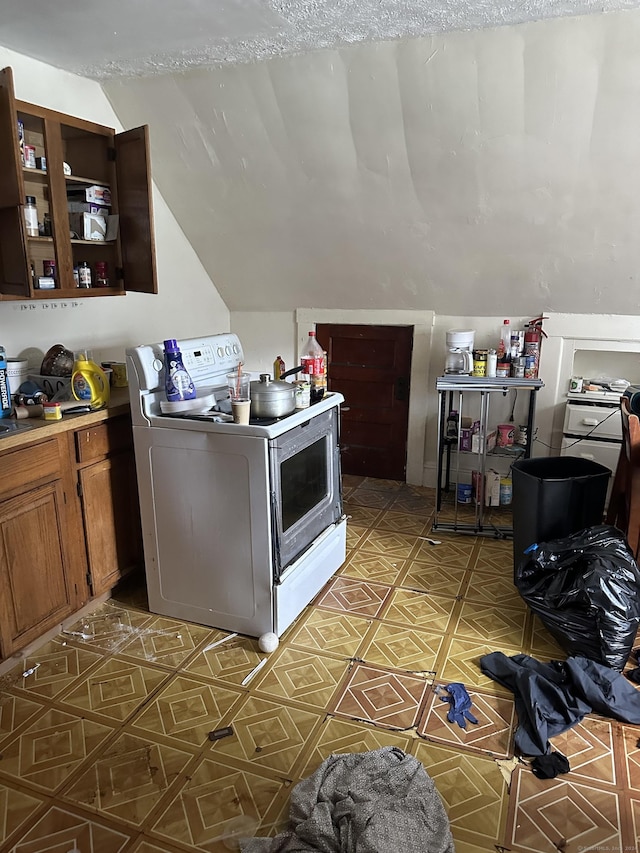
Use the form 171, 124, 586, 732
280, 436, 328, 532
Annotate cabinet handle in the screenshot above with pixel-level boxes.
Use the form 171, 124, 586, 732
581, 418, 600, 426
579, 453, 595, 460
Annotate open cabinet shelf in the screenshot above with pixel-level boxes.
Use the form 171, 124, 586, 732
0, 65, 157, 299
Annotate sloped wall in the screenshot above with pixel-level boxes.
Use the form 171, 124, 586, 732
104, 10, 640, 317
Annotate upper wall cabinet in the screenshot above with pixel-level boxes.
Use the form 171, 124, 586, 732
0, 66, 157, 299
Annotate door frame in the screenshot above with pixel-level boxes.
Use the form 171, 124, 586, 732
297, 308, 434, 486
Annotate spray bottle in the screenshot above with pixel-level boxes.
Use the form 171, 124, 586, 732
71, 350, 110, 409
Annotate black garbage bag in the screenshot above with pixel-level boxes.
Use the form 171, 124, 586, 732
515, 525, 640, 671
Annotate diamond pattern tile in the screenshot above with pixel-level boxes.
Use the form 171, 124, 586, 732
619, 724, 640, 791
382, 588, 459, 633
345, 523, 368, 551
341, 551, 405, 584
150, 755, 285, 849
435, 636, 523, 695
7, 639, 103, 699
184, 633, 267, 686
211, 695, 323, 776
359, 621, 444, 673
0, 691, 46, 745
2, 475, 638, 851
374, 509, 431, 536
329, 662, 430, 730
63, 731, 192, 827
287, 608, 371, 659
117, 616, 212, 668
298, 716, 414, 781
252, 647, 350, 710
398, 559, 467, 596
549, 717, 617, 787
0, 782, 44, 846
464, 570, 526, 611
417, 685, 516, 759
525, 615, 567, 660
347, 489, 395, 509
314, 576, 391, 617
412, 741, 508, 851
130, 674, 244, 747
413, 536, 475, 567
359, 528, 418, 559
453, 600, 527, 648
6, 805, 132, 852
344, 504, 384, 528
61, 601, 153, 654
472, 540, 515, 574
58, 657, 171, 723
0, 707, 114, 793
504, 766, 624, 853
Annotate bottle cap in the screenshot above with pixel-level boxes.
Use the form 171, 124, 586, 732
25, 195, 36, 204
164, 339, 179, 352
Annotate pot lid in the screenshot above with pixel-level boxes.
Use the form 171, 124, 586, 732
250, 374, 295, 399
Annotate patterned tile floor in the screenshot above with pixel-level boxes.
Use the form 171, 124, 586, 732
0, 475, 639, 852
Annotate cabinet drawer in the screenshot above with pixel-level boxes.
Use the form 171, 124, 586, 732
563, 403, 622, 441
0, 439, 61, 497
75, 417, 133, 463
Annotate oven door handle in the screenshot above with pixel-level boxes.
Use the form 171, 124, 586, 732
270, 489, 283, 583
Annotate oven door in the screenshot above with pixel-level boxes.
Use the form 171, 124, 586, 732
270, 407, 342, 580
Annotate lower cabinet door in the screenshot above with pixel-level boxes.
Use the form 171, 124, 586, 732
79, 452, 142, 596
0, 481, 74, 656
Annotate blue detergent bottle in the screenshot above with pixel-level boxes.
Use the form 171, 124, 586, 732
0, 346, 12, 418
163, 339, 196, 402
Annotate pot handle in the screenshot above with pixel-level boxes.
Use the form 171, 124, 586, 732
280, 364, 304, 380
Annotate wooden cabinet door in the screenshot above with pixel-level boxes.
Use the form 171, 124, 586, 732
115, 125, 158, 294
78, 451, 142, 596
0, 481, 74, 656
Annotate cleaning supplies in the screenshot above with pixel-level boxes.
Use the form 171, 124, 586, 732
163, 339, 196, 402
0, 346, 12, 418
71, 350, 110, 409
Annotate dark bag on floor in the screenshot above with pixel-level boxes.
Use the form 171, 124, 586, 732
515, 525, 640, 671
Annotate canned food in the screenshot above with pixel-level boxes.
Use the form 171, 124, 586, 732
512, 356, 526, 378
457, 483, 473, 504
472, 349, 488, 377
43, 259, 56, 279
23, 144, 36, 169
43, 401, 62, 421
293, 380, 310, 409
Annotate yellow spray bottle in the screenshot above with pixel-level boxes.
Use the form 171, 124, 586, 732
71, 350, 110, 409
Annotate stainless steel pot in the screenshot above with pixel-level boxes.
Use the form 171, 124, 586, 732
250, 374, 296, 418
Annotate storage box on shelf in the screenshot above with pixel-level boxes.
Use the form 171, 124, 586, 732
434, 375, 544, 537
0, 65, 157, 299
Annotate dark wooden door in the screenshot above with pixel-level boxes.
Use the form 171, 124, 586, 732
316, 324, 413, 481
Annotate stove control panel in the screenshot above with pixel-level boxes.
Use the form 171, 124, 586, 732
127, 333, 244, 393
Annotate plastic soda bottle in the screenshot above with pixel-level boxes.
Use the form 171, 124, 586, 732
0, 346, 12, 418
300, 331, 324, 376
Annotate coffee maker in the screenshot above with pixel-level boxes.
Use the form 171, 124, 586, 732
445, 329, 475, 375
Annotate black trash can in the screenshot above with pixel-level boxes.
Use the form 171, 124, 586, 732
511, 455, 611, 572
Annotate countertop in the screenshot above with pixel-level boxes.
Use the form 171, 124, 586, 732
0, 387, 132, 453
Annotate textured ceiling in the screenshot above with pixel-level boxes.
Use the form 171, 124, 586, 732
1, 0, 639, 78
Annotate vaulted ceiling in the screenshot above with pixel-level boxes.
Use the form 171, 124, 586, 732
1, 0, 638, 79
3, 2, 640, 317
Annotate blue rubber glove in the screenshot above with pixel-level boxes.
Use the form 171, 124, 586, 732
439, 682, 478, 729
